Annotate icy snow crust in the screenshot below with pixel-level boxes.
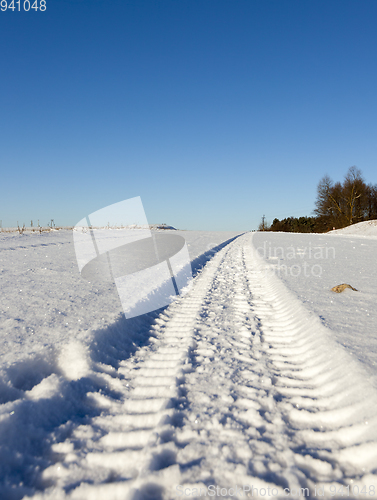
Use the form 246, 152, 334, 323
1, 228, 377, 499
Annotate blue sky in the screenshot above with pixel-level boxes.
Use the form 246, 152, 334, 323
1, 0, 377, 231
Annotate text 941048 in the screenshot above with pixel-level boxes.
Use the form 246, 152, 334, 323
1, 0, 46, 11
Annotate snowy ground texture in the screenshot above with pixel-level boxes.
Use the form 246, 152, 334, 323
1, 222, 377, 500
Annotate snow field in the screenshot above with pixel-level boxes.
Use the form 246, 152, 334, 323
0, 231, 241, 499
253, 230, 377, 386
1, 226, 377, 499
27, 235, 377, 497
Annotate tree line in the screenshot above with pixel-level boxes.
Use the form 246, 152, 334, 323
263, 167, 377, 233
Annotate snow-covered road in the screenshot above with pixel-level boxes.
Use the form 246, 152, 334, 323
1, 229, 377, 499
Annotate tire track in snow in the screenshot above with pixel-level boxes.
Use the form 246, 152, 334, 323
30, 233, 377, 499
31, 238, 237, 499
243, 235, 377, 491
168, 235, 299, 496
143, 233, 377, 497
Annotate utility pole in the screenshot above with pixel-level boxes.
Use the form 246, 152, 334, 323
262, 214, 266, 231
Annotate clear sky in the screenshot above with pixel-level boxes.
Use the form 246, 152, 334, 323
1, 0, 377, 231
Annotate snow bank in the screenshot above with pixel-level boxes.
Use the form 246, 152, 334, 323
329, 219, 377, 238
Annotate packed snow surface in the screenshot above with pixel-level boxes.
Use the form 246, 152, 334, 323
0, 226, 377, 499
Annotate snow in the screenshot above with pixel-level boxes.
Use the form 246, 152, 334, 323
328, 219, 377, 238
0, 230, 239, 368
1, 225, 377, 499
253, 231, 377, 388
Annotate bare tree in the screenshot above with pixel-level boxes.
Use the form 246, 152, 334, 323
366, 184, 377, 219
314, 174, 333, 218
315, 167, 369, 228
343, 166, 366, 225
314, 175, 344, 228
